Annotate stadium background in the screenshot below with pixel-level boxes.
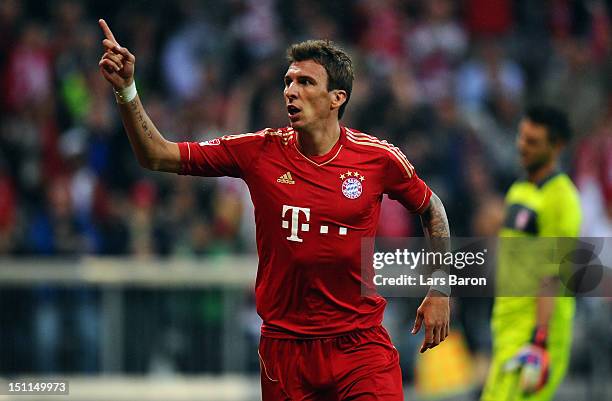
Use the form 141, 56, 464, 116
0, 0, 610, 400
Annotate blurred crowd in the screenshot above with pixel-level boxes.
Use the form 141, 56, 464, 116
1, 0, 611, 381
1, 0, 611, 255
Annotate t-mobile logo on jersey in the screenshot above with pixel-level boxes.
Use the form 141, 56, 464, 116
281, 205, 348, 242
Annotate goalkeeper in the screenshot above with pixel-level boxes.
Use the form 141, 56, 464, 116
481, 106, 581, 401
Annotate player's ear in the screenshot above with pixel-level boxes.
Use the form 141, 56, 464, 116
330, 89, 347, 111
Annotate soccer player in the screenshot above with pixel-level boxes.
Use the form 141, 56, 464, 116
481, 106, 581, 401
98, 19, 450, 400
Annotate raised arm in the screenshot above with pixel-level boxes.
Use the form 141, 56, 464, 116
412, 192, 451, 353
97, 19, 180, 173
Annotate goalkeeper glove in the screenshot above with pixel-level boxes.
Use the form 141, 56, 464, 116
504, 326, 550, 394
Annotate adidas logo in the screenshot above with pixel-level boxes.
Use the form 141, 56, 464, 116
277, 171, 295, 184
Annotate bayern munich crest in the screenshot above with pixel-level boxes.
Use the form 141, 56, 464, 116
340, 171, 365, 199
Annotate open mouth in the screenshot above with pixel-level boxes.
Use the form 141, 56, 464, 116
287, 105, 301, 117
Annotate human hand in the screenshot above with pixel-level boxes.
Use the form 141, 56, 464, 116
504, 328, 550, 394
412, 289, 450, 353
98, 19, 135, 90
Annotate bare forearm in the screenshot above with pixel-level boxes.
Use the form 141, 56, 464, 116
419, 192, 451, 297
97, 19, 179, 173
536, 277, 559, 327
118, 95, 179, 172
420, 192, 451, 248
536, 297, 555, 327
413, 192, 451, 350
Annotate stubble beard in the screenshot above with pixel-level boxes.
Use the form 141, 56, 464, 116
524, 154, 551, 175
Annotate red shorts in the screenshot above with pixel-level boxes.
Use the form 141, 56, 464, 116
258, 326, 404, 401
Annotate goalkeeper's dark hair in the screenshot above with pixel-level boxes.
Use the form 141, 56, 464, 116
287, 40, 353, 119
524, 105, 572, 145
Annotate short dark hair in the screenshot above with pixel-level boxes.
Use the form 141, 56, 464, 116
524, 105, 572, 145
287, 40, 354, 119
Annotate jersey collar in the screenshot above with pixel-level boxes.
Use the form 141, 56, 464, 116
519, 169, 562, 188
292, 125, 346, 167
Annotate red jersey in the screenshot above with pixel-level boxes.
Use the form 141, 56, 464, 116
178, 126, 432, 338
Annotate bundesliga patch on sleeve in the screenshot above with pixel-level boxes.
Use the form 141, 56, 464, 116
199, 139, 221, 146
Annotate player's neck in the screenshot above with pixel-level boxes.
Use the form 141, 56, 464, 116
527, 160, 557, 184
295, 121, 341, 156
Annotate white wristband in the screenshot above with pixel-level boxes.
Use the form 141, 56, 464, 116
114, 80, 137, 104
430, 270, 451, 296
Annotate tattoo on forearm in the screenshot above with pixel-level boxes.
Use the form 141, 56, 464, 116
420, 193, 450, 239
420, 193, 451, 272
129, 98, 152, 139
420, 194, 451, 295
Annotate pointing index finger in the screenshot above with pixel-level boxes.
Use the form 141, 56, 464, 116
98, 19, 118, 45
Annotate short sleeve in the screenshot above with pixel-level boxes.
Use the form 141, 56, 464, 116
539, 180, 582, 237
536, 178, 582, 280
384, 151, 432, 214
177, 130, 267, 178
